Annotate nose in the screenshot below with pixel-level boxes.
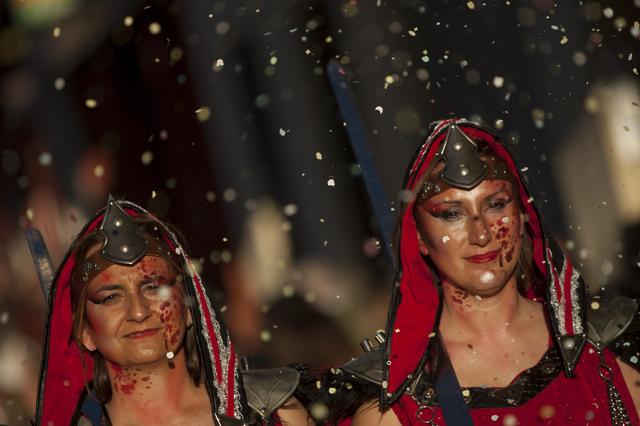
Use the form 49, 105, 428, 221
467, 215, 491, 247
127, 293, 152, 323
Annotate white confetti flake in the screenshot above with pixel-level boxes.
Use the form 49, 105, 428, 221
492, 76, 504, 88
283, 203, 298, 216
442, 235, 450, 243
38, 152, 53, 166
151, 190, 157, 198
85, 99, 97, 108
466, 1, 475, 10
52, 27, 61, 38
495, 119, 504, 129
560, 35, 568, 45
501, 216, 510, 223
279, 128, 287, 136
0, 312, 9, 325
54, 77, 65, 90
26, 208, 34, 221
315, 152, 323, 160
603, 7, 614, 19
327, 178, 335, 187
123, 16, 134, 27
491, 414, 499, 421
213, 58, 224, 72
375, 106, 384, 114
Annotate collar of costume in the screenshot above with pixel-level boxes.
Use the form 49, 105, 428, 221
34, 197, 247, 426
380, 118, 588, 409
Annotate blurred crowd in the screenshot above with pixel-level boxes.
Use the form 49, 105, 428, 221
1, 0, 639, 424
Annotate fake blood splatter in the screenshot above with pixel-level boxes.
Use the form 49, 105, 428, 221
109, 362, 138, 395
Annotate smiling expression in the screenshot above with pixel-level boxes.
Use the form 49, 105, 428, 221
82, 256, 189, 368
414, 180, 524, 297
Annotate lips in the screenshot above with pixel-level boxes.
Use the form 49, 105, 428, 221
465, 250, 500, 263
125, 328, 160, 339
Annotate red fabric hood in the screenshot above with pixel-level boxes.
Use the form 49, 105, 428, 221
380, 119, 588, 407
34, 200, 246, 425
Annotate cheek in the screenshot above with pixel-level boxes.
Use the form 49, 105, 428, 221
491, 215, 520, 263
155, 292, 186, 347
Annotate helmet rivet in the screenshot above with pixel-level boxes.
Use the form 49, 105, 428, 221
114, 219, 123, 227
120, 244, 130, 253
460, 167, 469, 177
453, 142, 462, 151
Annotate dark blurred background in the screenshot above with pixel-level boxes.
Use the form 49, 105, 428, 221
1, 0, 639, 423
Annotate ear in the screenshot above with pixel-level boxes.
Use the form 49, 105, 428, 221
82, 328, 97, 352
416, 230, 429, 256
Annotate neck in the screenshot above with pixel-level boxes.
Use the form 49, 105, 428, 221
105, 349, 203, 419
439, 277, 526, 340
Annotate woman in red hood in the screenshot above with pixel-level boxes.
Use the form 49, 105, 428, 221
33, 196, 310, 425
338, 119, 640, 425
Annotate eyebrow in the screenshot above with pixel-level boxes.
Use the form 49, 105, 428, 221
429, 187, 510, 207
93, 284, 124, 294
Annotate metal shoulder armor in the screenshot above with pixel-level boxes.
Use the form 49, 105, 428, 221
341, 345, 385, 386
240, 367, 300, 420
587, 294, 640, 371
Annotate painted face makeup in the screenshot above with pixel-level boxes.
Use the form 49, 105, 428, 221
82, 256, 189, 371
414, 180, 523, 298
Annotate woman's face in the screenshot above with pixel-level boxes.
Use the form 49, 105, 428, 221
81, 256, 189, 367
414, 179, 523, 297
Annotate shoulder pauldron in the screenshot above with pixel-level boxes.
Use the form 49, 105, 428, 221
340, 346, 384, 386
240, 367, 300, 420
587, 294, 640, 372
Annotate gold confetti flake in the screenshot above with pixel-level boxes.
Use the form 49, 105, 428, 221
466, 1, 475, 10
94, 164, 105, 177
148, 22, 162, 35
123, 16, 134, 27
141, 151, 153, 165
560, 35, 568, 44
315, 152, 323, 160
195, 106, 211, 122
85, 99, 98, 109
53, 27, 61, 38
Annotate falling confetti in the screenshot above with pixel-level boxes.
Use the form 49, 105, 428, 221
279, 128, 287, 136
315, 152, 323, 160
148, 22, 162, 35
442, 235, 450, 243
0, 312, 8, 325
195, 106, 211, 122
94, 164, 105, 177
140, 151, 153, 165
260, 330, 272, 343
466, 1, 475, 10
492, 76, 504, 88
283, 203, 298, 216
560, 35, 568, 44
38, 152, 53, 166
123, 16, 134, 27
85, 99, 98, 109
327, 178, 336, 187
53, 77, 65, 90
375, 106, 384, 114
52, 27, 61, 38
